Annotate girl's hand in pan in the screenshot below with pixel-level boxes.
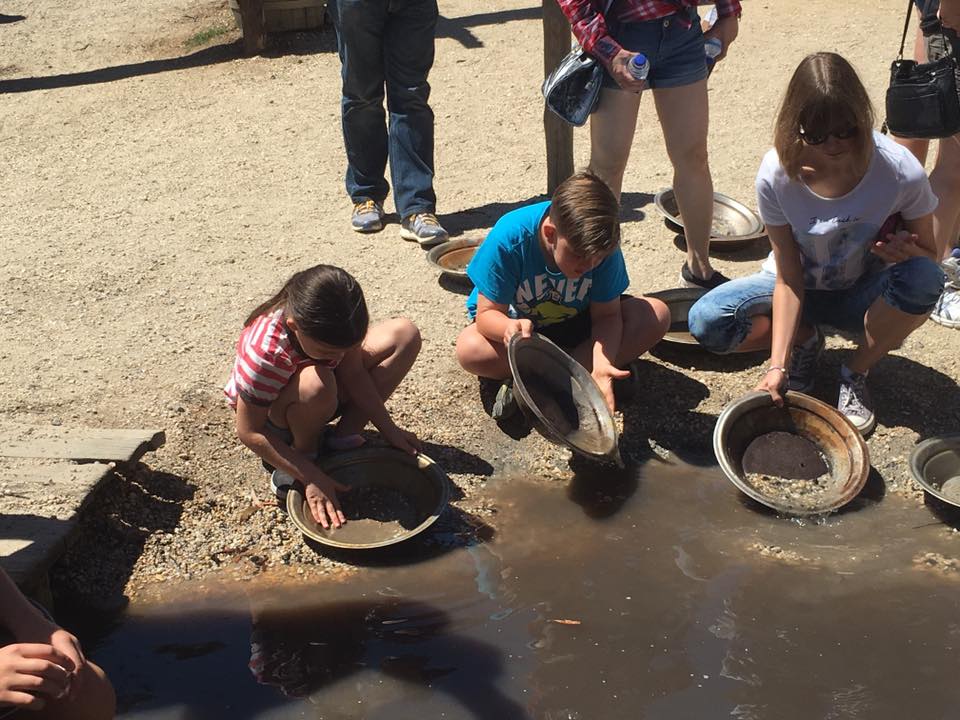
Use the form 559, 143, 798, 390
304, 471, 350, 529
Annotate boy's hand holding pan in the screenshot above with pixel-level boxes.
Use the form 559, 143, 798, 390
502, 318, 533, 347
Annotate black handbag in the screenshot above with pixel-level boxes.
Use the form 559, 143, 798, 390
542, 0, 616, 127
885, 0, 960, 139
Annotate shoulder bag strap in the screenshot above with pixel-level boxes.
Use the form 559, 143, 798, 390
897, 0, 914, 60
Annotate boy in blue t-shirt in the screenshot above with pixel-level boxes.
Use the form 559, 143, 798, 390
456, 171, 670, 416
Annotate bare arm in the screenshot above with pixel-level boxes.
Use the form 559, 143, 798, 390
475, 293, 533, 346
235, 398, 347, 528
589, 298, 630, 412
234, 398, 315, 482
755, 224, 805, 405
940, 0, 960, 30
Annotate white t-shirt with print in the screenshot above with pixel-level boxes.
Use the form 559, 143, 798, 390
755, 131, 938, 290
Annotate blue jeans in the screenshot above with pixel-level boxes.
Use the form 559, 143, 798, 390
328, 0, 438, 217
688, 258, 946, 354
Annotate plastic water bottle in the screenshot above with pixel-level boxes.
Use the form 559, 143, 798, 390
705, 37, 723, 66
628, 53, 649, 81
705, 37, 722, 60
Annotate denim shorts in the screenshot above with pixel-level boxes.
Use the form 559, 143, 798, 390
688, 257, 946, 354
602, 8, 709, 90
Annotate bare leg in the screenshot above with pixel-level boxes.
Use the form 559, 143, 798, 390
846, 297, 929, 375
653, 79, 715, 280
929, 134, 960, 260
455, 323, 510, 379
333, 318, 422, 437
269, 366, 339, 457
587, 87, 643, 199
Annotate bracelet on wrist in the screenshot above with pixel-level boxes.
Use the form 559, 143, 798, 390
765, 366, 787, 375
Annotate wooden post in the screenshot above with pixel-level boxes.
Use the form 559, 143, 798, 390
543, 0, 574, 194
238, 0, 266, 55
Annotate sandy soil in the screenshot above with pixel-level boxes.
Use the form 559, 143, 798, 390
1, 0, 958, 604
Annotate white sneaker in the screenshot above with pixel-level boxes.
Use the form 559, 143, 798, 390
931, 286, 960, 329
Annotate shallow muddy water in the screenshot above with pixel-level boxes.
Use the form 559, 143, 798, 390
82, 460, 960, 719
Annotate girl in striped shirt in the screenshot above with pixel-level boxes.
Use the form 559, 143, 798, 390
225, 264, 422, 530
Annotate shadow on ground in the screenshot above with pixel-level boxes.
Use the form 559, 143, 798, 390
50, 463, 195, 612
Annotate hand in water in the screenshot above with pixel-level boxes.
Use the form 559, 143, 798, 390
304, 470, 350, 529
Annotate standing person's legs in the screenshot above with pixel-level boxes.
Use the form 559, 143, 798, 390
653, 79, 718, 284
329, 0, 391, 208
383, 0, 439, 219
588, 88, 643, 200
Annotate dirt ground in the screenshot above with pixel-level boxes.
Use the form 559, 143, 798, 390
1, 0, 958, 604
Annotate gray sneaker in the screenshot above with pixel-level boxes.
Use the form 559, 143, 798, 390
837, 370, 876, 435
400, 212, 449, 247
492, 380, 517, 421
787, 327, 824, 393
931, 285, 960, 329
351, 200, 384, 233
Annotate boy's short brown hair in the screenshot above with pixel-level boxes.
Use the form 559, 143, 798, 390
548, 170, 621, 257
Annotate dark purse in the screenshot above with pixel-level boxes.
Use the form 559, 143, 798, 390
542, 0, 616, 127
884, 0, 960, 139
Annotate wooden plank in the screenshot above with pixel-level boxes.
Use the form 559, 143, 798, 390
0, 462, 112, 588
0, 424, 165, 463
543, 0, 574, 194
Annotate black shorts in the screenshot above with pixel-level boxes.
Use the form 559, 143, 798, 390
537, 311, 592, 349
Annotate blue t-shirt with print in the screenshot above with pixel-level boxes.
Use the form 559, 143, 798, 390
465, 201, 629, 327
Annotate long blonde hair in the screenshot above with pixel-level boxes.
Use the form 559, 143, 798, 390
774, 52, 875, 180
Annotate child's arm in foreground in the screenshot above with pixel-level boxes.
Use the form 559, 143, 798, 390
589, 298, 631, 412
0, 567, 79, 710
335, 346, 421, 455
234, 399, 347, 527
756, 223, 805, 405
475, 293, 533, 345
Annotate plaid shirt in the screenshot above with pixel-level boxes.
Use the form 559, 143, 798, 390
557, 0, 742, 64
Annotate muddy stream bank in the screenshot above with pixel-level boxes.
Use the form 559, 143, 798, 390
68, 459, 959, 719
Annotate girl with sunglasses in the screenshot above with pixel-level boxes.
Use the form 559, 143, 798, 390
688, 52, 945, 434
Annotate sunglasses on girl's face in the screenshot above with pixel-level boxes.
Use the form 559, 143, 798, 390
798, 125, 858, 145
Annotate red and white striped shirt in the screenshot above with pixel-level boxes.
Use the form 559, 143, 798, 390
224, 309, 314, 408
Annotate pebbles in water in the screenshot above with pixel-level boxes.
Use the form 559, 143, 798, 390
744, 471, 832, 511
339, 485, 421, 530
742, 431, 835, 511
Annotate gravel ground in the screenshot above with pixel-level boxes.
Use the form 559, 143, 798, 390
0, 0, 956, 607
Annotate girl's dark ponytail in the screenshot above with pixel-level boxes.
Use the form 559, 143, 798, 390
244, 265, 369, 348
